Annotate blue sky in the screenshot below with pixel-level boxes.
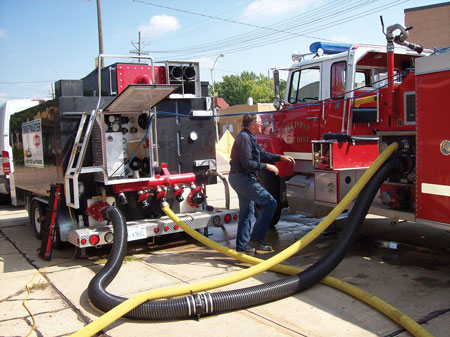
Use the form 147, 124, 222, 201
0, 0, 445, 104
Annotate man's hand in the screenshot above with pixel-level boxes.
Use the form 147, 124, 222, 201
266, 163, 279, 175
280, 155, 295, 165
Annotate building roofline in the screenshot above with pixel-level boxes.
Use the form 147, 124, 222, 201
405, 2, 450, 13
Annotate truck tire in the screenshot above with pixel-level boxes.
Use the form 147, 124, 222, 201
30, 200, 44, 239
258, 170, 282, 226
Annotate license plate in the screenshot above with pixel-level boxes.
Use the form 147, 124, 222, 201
127, 226, 147, 241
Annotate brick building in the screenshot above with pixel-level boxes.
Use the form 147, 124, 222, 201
405, 2, 450, 49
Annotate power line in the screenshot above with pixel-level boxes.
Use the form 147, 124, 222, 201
132, 0, 340, 42
0, 81, 53, 84
148, 0, 351, 52
151, 0, 409, 61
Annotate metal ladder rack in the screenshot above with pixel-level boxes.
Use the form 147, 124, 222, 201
64, 109, 104, 209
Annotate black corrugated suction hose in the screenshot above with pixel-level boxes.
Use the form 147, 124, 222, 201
88, 157, 399, 320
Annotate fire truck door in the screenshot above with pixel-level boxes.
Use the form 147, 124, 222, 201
321, 61, 346, 134
282, 67, 321, 158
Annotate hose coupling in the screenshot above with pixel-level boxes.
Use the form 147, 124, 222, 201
399, 139, 410, 152
189, 291, 214, 321
86, 200, 110, 222
137, 190, 152, 208
188, 183, 206, 208
117, 192, 128, 205
173, 184, 184, 202
155, 186, 167, 203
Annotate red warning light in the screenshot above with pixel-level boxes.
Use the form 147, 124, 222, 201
89, 235, 100, 245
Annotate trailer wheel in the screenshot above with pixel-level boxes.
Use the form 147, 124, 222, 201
30, 200, 44, 239
258, 170, 282, 226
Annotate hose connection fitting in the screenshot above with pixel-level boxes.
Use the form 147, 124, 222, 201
187, 291, 214, 321
137, 190, 152, 208
155, 185, 167, 203
188, 183, 206, 208
85, 200, 110, 222
173, 184, 184, 202
117, 192, 128, 205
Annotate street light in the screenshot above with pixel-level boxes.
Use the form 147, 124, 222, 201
211, 53, 224, 96
211, 53, 224, 142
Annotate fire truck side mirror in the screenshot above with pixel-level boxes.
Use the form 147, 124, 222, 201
273, 69, 280, 98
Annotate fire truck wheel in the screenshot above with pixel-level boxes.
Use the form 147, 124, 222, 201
258, 170, 282, 226
30, 200, 43, 239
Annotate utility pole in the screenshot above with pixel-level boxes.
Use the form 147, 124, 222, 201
130, 31, 150, 62
48, 82, 55, 99
96, 0, 104, 68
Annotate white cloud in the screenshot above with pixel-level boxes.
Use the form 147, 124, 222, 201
138, 15, 180, 38
0, 28, 6, 39
241, 0, 317, 20
330, 35, 351, 43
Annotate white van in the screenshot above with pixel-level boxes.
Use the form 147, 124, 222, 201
0, 99, 44, 204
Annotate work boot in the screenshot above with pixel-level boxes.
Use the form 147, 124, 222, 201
236, 246, 256, 255
249, 240, 273, 252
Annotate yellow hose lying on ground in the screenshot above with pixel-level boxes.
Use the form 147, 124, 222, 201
72, 142, 432, 337
165, 207, 433, 337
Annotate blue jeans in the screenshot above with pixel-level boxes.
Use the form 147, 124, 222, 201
228, 172, 277, 251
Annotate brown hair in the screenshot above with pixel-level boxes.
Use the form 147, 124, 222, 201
242, 114, 257, 128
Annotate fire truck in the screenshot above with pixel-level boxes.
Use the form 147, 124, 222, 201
9, 55, 237, 258
259, 21, 450, 228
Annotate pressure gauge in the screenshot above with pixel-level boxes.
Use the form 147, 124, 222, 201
108, 115, 116, 123
111, 123, 120, 132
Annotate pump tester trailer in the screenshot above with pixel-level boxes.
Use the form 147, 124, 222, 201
9, 55, 237, 259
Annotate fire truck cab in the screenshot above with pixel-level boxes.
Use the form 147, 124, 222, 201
258, 38, 433, 224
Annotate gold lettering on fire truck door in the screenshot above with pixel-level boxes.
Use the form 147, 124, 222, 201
282, 121, 311, 144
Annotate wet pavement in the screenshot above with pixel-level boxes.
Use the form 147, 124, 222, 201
1, 178, 450, 337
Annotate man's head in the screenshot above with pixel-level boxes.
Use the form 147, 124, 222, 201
242, 114, 262, 135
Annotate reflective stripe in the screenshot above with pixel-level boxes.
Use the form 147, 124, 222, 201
421, 183, 450, 197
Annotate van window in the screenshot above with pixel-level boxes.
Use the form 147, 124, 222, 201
288, 67, 320, 103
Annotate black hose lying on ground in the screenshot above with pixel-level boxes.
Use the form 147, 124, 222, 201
88, 157, 399, 320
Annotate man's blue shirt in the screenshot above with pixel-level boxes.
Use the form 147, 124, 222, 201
229, 128, 281, 176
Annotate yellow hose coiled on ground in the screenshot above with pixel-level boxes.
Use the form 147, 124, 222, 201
73, 142, 431, 337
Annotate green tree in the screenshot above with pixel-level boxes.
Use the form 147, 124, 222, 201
211, 71, 286, 105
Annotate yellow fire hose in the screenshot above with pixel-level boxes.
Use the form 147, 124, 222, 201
72, 142, 431, 337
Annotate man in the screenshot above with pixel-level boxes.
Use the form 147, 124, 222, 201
229, 114, 295, 255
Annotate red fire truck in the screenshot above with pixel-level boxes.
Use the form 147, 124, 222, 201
258, 21, 450, 228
